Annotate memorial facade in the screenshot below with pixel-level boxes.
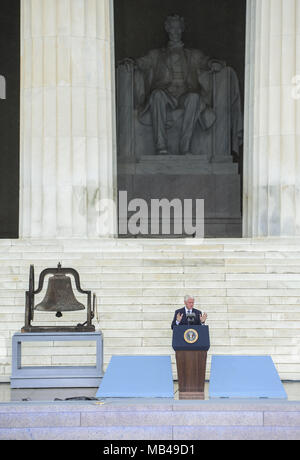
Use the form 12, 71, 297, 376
15, 0, 300, 240
0, 0, 300, 382
14, 0, 300, 240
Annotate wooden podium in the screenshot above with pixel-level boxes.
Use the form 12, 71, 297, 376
172, 325, 210, 400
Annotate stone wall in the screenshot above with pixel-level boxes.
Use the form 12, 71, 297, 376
1, 399, 300, 440
0, 238, 300, 382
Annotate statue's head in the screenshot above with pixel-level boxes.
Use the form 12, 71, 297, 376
164, 15, 185, 41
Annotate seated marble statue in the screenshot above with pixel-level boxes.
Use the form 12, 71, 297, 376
118, 14, 243, 159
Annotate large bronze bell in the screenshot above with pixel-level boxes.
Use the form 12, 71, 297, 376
35, 273, 85, 317
22, 263, 96, 333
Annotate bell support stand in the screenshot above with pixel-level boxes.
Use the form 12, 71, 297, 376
22, 264, 96, 333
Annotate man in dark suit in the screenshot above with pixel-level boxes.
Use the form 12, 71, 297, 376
171, 295, 208, 329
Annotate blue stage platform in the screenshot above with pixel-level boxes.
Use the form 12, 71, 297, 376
209, 355, 288, 399
96, 355, 174, 398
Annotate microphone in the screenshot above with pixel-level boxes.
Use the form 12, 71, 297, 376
186, 312, 196, 325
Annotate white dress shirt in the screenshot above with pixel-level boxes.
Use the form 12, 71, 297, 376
176, 307, 195, 326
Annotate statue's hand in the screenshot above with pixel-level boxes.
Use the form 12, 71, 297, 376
210, 61, 224, 73
118, 58, 136, 72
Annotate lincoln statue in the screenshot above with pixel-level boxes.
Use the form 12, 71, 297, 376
120, 15, 230, 156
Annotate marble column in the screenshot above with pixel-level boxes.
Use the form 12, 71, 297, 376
19, 0, 117, 238
244, 0, 300, 237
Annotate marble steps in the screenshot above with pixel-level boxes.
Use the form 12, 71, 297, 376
1, 239, 300, 381
0, 400, 300, 440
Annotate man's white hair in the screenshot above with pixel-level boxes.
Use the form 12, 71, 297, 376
184, 295, 195, 302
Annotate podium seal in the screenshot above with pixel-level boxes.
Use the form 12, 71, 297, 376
184, 329, 199, 344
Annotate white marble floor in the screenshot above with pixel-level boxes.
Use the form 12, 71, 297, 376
1, 381, 300, 403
